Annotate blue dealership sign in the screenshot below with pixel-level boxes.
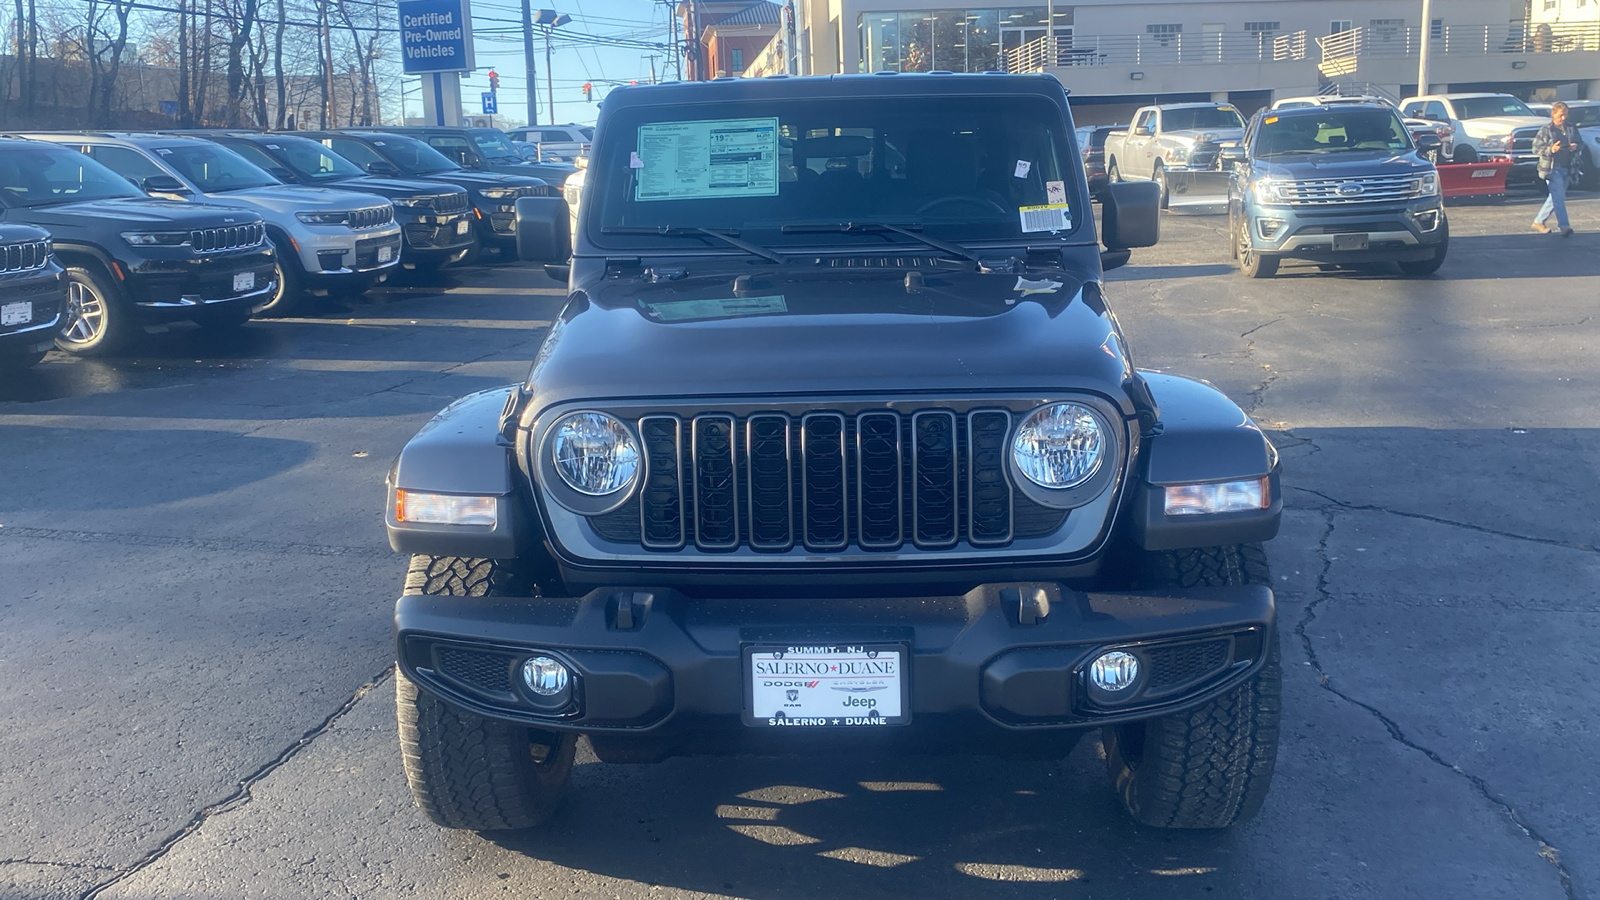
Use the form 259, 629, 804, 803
398, 0, 476, 74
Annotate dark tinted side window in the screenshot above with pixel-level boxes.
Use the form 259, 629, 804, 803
225, 142, 281, 173
425, 136, 475, 167
328, 138, 384, 169
89, 145, 167, 182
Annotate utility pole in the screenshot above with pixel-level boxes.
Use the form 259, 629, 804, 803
1417, 0, 1433, 95
543, 25, 554, 123
647, 53, 658, 83
521, 0, 538, 125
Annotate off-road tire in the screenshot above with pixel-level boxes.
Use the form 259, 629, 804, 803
1398, 219, 1449, 277
395, 555, 577, 831
1103, 544, 1281, 829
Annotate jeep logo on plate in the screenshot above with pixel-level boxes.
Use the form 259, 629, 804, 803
1336, 182, 1364, 196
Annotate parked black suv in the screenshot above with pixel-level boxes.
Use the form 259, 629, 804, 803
301, 131, 549, 260
0, 222, 65, 370
361, 126, 579, 188
0, 139, 275, 354
385, 75, 1283, 834
184, 132, 476, 270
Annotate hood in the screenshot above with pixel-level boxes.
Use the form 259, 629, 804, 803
1167, 128, 1245, 144
0, 222, 50, 242
525, 263, 1135, 410
419, 171, 549, 192
1256, 150, 1432, 180
15, 197, 263, 232
197, 185, 392, 215
325, 175, 464, 200
1459, 115, 1547, 137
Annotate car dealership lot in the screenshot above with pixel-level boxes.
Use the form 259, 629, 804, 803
2, 197, 1596, 899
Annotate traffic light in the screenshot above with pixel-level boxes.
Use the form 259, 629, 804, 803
582, 82, 593, 102
488, 69, 499, 93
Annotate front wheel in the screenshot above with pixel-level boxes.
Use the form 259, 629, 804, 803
1107, 159, 1123, 183
254, 252, 305, 318
1153, 164, 1170, 209
1236, 219, 1278, 278
396, 555, 577, 831
56, 266, 131, 356
1103, 544, 1281, 829
1398, 220, 1449, 276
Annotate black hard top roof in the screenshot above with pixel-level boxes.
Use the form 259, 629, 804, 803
598, 72, 1068, 111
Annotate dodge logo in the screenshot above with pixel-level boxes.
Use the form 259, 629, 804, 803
1336, 182, 1364, 196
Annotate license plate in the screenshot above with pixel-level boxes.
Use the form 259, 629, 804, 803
1333, 233, 1369, 251
744, 644, 909, 727
0, 300, 31, 326
456, 219, 471, 235
378, 245, 394, 262
233, 271, 255, 292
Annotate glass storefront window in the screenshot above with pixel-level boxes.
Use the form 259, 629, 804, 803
860, 6, 1062, 73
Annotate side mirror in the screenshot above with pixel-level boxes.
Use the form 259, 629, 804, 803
142, 174, 190, 195
1137, 124, 1154, 136
514, 196, 570, 263
1099, 181, 1160, 271
1220, 145, 1247, 164
366, 160, 400, 177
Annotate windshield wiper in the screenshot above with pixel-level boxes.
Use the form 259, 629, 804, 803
603, 226, 787, 263
781, 222, 993, 268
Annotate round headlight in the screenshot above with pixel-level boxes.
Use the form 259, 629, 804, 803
550, 412, 640, 496
1012, 403, 1105, 490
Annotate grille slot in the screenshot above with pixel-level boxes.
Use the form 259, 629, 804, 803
435, 646, 516, 695
347, 206, 394, 229
0, 240, 49, 273
1145, 639, 1231, 694
614, 407, 1085, 553
190, 223, 264, 252
1278, 174, 1425, 205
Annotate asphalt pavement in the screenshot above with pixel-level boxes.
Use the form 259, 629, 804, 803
1, 194, 1595, 900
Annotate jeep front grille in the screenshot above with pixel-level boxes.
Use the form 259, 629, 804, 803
347, 206, 394, 230
588, 407, 1077, 553
0, 239, 50, 272
190, 223, 265, 252
427, 192, 470, 214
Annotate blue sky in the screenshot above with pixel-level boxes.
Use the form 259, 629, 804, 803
401, 0, 676, 127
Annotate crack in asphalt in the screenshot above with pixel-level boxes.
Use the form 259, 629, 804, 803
1239, 317, 1285, 340
1296, 509, 1578, 900
1288, 485, 1597, 554
77, 666, 396, 900
0, 525, 398, 560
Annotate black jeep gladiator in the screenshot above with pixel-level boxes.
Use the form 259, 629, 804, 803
385, 74, 1284, 832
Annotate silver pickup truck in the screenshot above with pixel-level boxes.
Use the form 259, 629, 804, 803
1104, 102, 1246, 207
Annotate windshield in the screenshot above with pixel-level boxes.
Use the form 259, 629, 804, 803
268, 136, 365, 181
1256, 109, 1412, 156
1565, 106, 1600, 127
590, 95, 1082, 251
157, 143, 280, 191
0, 144, 146, 207
472, 131, 522, 161
370, 135, 461, 174
1454, 96, 1536, 119
1162, 106, 1246, 131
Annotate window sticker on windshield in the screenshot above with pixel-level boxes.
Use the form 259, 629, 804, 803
629, 151, 644, 169
266, 144, 282, 150
634, 117, 779, 202
645, 295, 787, 321
1014, 160, 1031, 178
155, 148, 172, 156
1019, 203, 1071, 233
1046, 180, 1066, 204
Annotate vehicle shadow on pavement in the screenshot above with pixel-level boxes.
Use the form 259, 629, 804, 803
485, 743, 1246, 899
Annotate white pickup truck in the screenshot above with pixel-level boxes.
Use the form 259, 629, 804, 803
1400, 93, 1547, 170
1104, 102, 1247, 207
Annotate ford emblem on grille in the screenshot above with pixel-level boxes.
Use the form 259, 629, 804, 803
1336, 182, 1364, 196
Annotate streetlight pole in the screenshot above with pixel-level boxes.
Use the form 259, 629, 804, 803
522, 0, 539, 125
532, 11, 570, 127
544, 25, 555, 123
1417, 0, 1433, 95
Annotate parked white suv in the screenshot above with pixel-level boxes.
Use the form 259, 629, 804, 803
1400, 93, 1547, 171
26, 132, 404, 316
506, 124, 592, 162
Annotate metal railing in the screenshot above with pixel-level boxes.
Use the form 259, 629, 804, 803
1004, 30, 1310, 72
1318, 21, 1600, 65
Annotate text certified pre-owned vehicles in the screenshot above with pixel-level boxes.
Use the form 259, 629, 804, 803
1227, 103, 1447, 278
191, 132, 476, 270
0, 222, 65, 370
22, 133, 402, 315
0, 139, 275, 354
384, 74, 1287, 834
302, 131, 550, 260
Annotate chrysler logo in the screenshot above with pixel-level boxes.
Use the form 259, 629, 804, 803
1336, 182, 1364, 196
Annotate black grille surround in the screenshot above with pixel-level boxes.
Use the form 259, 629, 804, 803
191, 223, 265, 253
0, 239, 50, 272
530, 397, 1132, 565
346, 206, 395, 230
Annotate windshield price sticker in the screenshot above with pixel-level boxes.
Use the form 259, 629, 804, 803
634, 117, 779, 202
1019, 203, 1072, 233
745, 644, 909, 727
1, 301, 31, 326
645, 295, 787, 322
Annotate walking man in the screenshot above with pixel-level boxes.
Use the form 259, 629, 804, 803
1532, 101, 1580, 236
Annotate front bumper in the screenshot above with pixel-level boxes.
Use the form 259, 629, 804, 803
292, 223, 405, 279
1245, 198, 1446, 263
124, 247, 278, 319
396, 579, 1275, 750
0, 266, 66, 355
397, 209, 475, 264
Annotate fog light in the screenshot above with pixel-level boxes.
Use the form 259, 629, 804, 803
1414, 209, 1440, 232
1089, 651, 1140, 693
521, 656, 571, 696
1257, 218, 1285, 240
394, 490, 497, 527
